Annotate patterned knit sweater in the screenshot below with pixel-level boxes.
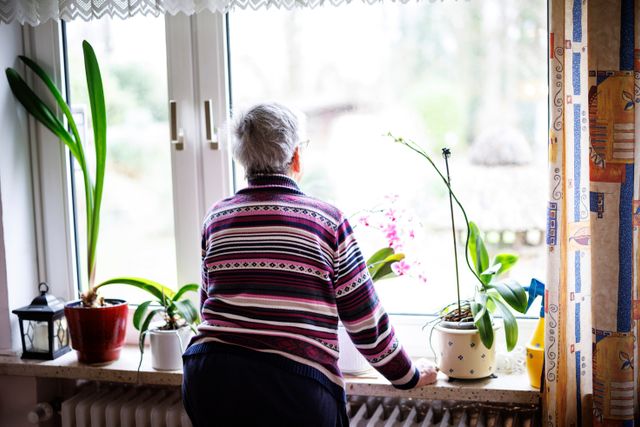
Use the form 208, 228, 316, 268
188, 174, 419, 398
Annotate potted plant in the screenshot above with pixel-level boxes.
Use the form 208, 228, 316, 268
390, 134, 528, 379
5, 41, 128, 364
96, 278, 199, 371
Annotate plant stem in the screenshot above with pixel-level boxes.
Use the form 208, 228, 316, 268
388, 133, 484, 290
442, 148, 461, 316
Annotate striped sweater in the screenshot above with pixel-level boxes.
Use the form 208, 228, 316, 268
188, 174, 419, 397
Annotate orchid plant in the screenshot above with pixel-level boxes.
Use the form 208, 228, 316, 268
389, 133, 527, 351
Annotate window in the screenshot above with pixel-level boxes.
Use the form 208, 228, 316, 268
37, 2, 545, 317
64, 16, 178, 301
228, 1, 548, 315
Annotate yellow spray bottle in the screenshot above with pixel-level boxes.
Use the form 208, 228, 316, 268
525, 279, 545, 389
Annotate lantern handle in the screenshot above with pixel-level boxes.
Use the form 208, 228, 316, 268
38, 282, 49, 295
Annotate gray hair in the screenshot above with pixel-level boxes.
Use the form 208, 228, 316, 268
232, 103, 302, 175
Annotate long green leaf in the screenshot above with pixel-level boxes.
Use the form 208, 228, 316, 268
172, 283, 199, 302
470, 301, 494, 349
96, 277, 175, 306
138, 308, 164, 366
491, 296, 519, 351
488, 280, 528, 313
83, 40, 107, 287
170, 299, 199, 325
133, 301, 152, 331
468, 222, 490, 285
493, 254, 519, 276
18, 56, 95, 260
5, 68, 81, 160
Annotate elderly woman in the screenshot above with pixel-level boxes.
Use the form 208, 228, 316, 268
182, 103, 437, 426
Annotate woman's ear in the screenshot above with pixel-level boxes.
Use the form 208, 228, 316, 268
290, 146, 302, 179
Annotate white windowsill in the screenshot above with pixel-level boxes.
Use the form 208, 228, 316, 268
0, 346, 540, 405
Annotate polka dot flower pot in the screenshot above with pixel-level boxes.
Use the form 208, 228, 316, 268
434, 322, 500, 379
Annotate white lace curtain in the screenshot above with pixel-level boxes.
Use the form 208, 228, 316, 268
0, 0, 459, 25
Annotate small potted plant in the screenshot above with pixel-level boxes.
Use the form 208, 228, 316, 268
97, 278, 199, 371
391, 134, 528, 379
5, 41, 128, 364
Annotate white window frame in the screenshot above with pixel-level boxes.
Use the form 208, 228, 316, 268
22, 12, 538, 357
23, 14, 233, 300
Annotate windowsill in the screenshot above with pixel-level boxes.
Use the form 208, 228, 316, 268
0, 346, 540, 404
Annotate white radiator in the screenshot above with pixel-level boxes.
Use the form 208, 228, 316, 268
347, 396, 540, 427
61, 384, 192, 427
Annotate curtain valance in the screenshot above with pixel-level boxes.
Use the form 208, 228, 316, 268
0, 0, 460, 25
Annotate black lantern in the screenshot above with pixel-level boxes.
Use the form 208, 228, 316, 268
12, 283, 70, 360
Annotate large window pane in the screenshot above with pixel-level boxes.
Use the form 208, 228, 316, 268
229, 1, 547, 315
65, 16, 177, 302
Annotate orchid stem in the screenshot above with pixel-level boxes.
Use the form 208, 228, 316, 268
442, 148, 462, 316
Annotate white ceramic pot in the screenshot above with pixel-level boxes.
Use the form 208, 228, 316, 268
337, 324, 370, 375
434, 322, 499, 379
149, 326, 193, 371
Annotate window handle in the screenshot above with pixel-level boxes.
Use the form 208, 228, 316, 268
169, 100, 184, 150
204, 99, 219, 150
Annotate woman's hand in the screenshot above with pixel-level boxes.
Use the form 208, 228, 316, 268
415, 359, 438, 387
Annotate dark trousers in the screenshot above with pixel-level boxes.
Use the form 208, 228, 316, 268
182, 349, 349, 427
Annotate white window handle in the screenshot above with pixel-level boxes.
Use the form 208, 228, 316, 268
169, 100, 184, 150
204, 99, 219, 150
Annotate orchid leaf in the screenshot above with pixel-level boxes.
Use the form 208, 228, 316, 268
133, 301, 152, 331
488, 280, 528, 313
468, 221, 490, 285
491, 296, 519, 351
96, 277, 175, 306
493, 254, 518, 276
172, 283, 199, 302
470, 301, 493, 349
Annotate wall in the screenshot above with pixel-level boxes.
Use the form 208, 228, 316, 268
0, 21, 39, 353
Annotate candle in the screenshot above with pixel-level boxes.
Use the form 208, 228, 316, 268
32, 322, 49, 352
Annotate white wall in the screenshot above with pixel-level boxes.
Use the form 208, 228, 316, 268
0, 22, 39, 353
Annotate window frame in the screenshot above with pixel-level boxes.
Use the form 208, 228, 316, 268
23, 10, 539, 354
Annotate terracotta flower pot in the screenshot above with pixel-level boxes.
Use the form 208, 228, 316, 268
434, 321, 500, 379
64, 299, 128, 364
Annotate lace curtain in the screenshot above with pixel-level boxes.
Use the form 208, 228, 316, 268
0, 0, 459, 25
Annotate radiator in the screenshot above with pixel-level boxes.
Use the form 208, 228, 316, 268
61, 385, 192, 427
347, 396, 540, 427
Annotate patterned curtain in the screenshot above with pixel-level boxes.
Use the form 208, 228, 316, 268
0, 0, 466, 25
545, 0, 639, 425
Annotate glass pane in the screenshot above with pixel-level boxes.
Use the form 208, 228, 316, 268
53, 318, 69, 352
229, 1, 547, 315
25, 320, 49, 353
65, 16, 177, 302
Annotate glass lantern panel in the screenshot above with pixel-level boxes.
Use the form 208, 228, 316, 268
24, 320, 50, 353
53, 318, 69, 352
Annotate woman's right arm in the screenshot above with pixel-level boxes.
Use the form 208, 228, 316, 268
333, 217, 436, 388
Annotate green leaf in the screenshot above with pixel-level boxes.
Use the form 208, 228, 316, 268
83, 40, 107, 286
471, 294, 488, 323
366, 248, 405, 282
493, 254, 518, 276
18, 56, 96, 266
133, 301, 152, 331
96, 277, 175, 306
468, 222, 490, 285
18, 56, 85, 159
171, 299, 199, 325
5, 68, 80, 160
491, 296, 519, 351
470, 301, 494, 349
488, 280, 528, 313
172, 283, 199, 302
480, 263, 502, 277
